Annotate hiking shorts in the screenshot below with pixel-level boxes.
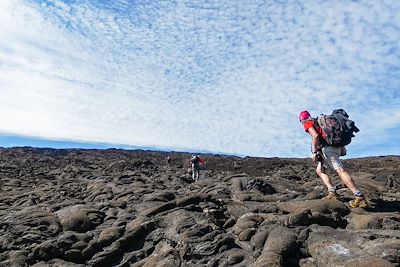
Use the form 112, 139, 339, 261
321, 146, 344, 171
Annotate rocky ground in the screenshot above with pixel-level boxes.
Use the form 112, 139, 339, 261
0, 147, 399, 267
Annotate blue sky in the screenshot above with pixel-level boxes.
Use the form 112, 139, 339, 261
0, 0, 399, 158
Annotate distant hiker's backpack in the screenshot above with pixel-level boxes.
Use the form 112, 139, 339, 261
317, 109, 360, 147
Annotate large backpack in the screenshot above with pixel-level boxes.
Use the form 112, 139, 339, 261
317, 109, 359, 147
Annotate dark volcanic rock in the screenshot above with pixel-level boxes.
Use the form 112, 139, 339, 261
0, 147, 399, 266
55, 205, 105, 232
306, 225, 400, 266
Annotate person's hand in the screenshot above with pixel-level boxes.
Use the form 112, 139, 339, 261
312, 153, 317, 163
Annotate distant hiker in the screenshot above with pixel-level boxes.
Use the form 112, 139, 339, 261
166, 156, 171, 166
188, 154, 205, 181
299, 110, 367, 208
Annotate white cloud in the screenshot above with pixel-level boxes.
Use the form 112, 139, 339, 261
0, 0, 399, 157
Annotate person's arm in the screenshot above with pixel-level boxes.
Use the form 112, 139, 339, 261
307, 127, 320, 162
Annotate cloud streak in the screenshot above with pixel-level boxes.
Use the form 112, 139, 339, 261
0, 0, 399, 157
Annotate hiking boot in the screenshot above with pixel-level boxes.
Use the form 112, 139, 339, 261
349, 196, 368, 208
322, 192, 338, 201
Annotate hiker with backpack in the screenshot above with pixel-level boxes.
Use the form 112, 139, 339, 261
188, 154, 205, 181
299, 109, 367, 208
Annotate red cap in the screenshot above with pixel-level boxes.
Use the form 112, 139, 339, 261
299, 111, 311, 122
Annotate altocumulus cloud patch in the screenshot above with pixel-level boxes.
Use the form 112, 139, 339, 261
0, 0, 399, 157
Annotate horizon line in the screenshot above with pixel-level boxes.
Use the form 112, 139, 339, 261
0, 134, 398, 160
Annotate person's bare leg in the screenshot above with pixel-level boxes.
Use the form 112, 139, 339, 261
336, 168, 358, 194
339, 168, 367, 208
316, 162, 334, 190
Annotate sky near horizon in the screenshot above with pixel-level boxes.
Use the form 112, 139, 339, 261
0, 0, 399, 158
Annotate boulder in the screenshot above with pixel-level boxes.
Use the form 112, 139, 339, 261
306, 225, 400, 266
277, 199, 349, 216
233, 213, 263, 239
97, 226, 125, 246
0, 207, 61, 250
347, 212, 400, 230
250, 226, 296, 267
55, 205, 105, 232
